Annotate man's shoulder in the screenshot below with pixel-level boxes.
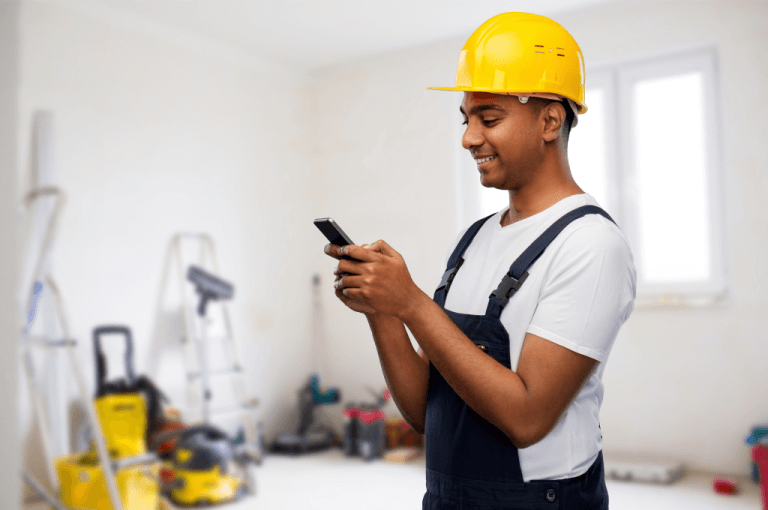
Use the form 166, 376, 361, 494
558, 214, 631, 253
545, 215, 636, 281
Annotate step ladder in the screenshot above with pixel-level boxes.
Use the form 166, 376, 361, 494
18, 186, 127, 510
155, 233, 261, 455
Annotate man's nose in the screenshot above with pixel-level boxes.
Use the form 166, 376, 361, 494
462, 120, 483, 150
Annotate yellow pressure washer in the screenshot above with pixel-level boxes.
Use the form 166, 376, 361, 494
90, 326, 167, 458
55, 326, 168, 510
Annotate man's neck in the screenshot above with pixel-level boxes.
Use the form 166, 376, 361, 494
502, 169, 583, 227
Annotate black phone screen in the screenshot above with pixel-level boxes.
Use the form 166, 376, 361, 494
314, 218, 360, 263
314, 218, 354, 247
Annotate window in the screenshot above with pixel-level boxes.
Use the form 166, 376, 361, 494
453, 47, 726, 307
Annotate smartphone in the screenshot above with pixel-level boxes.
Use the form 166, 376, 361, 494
314, 218, 361, 263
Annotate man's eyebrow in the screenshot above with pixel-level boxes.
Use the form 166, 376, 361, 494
459, 104, 506, 116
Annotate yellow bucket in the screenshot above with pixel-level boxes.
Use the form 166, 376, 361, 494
55, 452, 159, 510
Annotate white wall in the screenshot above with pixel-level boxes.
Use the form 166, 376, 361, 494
307, 40, 462, 427
310, 0, 768, 475
16, 1, 319, 496
1, 2, 22, 508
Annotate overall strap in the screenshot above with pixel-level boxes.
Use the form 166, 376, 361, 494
486, 205, 616, 319
433, 213, 495, 307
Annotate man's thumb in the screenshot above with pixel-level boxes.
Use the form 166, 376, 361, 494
371, 239, 397, 257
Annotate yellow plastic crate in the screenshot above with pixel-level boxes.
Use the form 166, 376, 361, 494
55, 453, 159, 510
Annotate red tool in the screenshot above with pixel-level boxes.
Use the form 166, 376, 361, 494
150, 408, 187, 457
712, 476, 737, 495
753, 444, 768, 510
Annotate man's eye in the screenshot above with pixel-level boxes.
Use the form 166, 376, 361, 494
482, 118, 499, 125
461, 119, 468, 125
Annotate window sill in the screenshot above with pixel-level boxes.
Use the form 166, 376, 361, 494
634, 291, 729, 310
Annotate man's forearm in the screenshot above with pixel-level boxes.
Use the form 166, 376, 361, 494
366, 313, 429, 433
400, 290, 533, 448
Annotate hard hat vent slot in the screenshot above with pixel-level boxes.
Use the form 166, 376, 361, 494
535, 45, 544, 47
557, 54, 565, 57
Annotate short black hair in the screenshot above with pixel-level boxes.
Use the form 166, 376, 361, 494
559, 98, 574, 144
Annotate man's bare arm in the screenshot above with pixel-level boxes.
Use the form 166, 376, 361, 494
367, 313, 429, 433
401, 293, 598, 448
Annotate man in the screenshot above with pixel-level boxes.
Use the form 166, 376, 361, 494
324, 12, 636, 509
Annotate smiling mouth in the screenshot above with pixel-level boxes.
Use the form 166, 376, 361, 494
475, 155, 496, 164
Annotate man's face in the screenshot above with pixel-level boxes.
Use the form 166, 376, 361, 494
459, 92, 540, 190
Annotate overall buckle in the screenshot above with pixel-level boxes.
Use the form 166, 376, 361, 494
490, 271, 529, 308
437, 258, 465, 292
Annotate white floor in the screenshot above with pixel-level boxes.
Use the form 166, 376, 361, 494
25, 448, 764, 509
214, 449, 764, 510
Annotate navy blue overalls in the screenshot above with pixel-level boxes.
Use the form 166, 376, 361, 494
423, 205, 614, 510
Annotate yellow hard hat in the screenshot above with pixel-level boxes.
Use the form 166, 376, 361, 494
429, 12, 587, 115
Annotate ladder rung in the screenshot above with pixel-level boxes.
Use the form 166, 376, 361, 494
23, 336, 76, 348
187, 367, 243, 380
210, 402, 259, 416
181, 335, 233, 343
112, 452, 160, 470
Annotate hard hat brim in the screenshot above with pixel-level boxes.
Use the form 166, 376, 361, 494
427, 86, 588, 115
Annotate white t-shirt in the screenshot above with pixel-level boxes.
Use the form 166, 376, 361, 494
436, 193, 637, 482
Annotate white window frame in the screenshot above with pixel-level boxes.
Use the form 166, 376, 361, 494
453, 45, 727, 308
580, 69, 620, 227
611, 47, 727, 307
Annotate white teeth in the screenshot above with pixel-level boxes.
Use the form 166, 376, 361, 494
475, 156, 495, 164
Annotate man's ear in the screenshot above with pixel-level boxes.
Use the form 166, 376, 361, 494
542, 101, 566, 143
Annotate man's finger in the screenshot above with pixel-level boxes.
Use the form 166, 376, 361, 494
342, 244, 379, 262
340, 287, 364, 301
334, 274, 363, 290
337, 259, 362, 276
335, 288, 376, 314
324, 243, 343, 260
371, 239, 398, 258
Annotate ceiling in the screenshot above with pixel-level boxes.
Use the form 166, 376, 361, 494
87, 0, 622, 71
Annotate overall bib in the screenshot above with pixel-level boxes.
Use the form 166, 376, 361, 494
423, 205, 614, 510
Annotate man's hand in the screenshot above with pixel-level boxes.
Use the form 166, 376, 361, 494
324, 243, 377, 315
323, 240, 423, 319
333, 274, 378, 315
